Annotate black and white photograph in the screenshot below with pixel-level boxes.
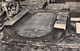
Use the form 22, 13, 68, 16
0, 0, 80, 51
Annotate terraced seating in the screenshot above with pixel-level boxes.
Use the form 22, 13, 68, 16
4, 9, 29, 26
46, 4, 64, 12
54, 12, 69, 30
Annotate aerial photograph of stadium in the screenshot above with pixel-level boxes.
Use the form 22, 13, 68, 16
0, 0, 80, 51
